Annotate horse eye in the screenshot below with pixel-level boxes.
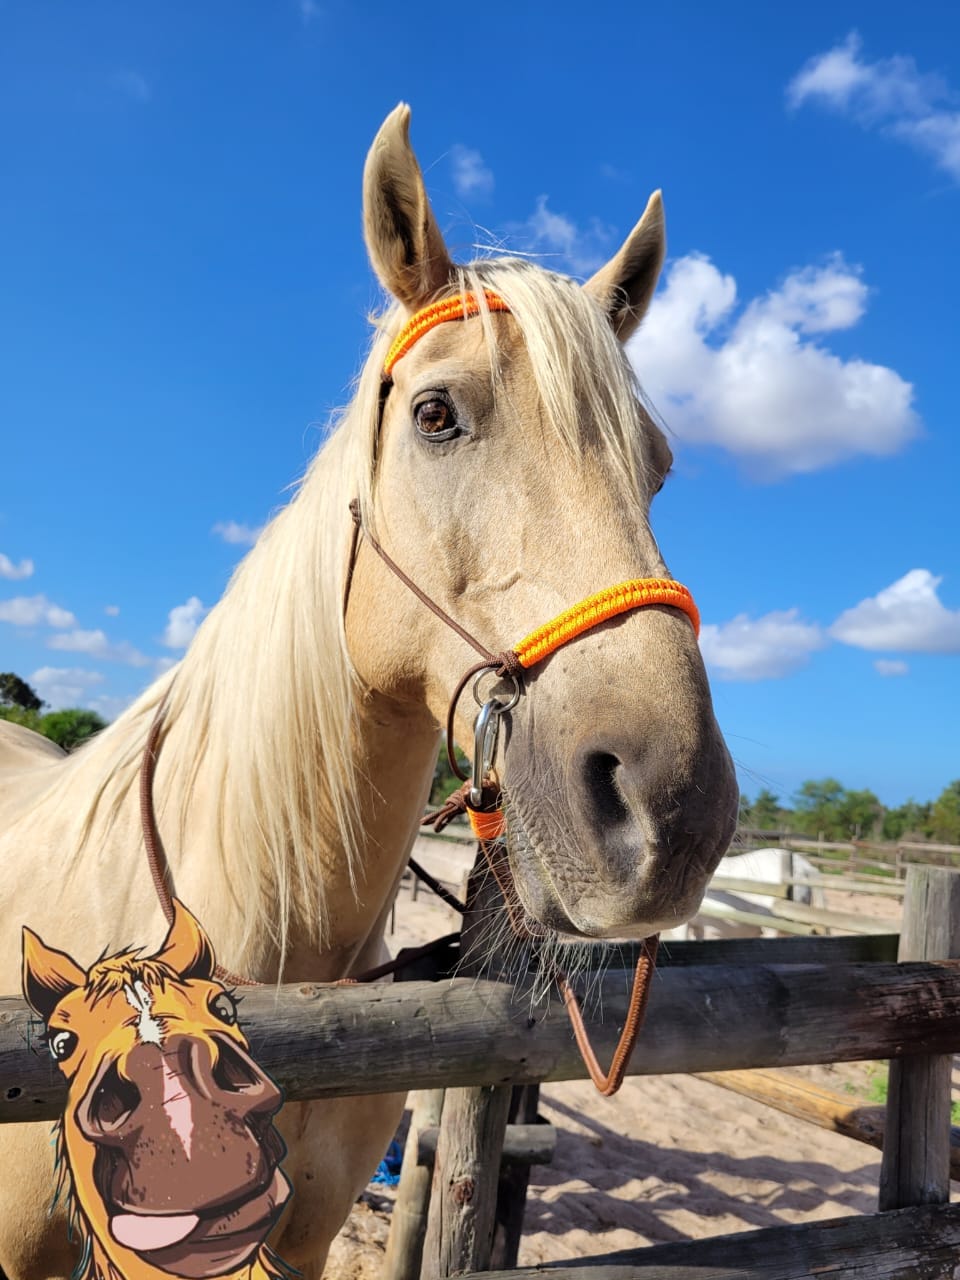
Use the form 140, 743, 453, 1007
49, 1029, 78, 1062
414, 397, 457, 439
210, 992, 238, 1025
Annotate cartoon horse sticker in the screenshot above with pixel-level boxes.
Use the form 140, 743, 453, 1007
22, 901, 291, 1280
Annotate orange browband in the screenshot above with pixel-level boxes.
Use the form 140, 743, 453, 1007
384, 290, 510, 377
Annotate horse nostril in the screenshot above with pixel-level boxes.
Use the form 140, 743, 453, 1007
212, 1039, 262, 1093
89, 1063, 140, 1134
582, 751, 632, 827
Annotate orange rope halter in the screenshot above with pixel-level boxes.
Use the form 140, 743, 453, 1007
383, 290, 511, 377
515, 577, 699, 666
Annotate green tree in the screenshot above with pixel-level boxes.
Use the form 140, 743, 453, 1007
750, 788, 783, 830
792, 779, 881, 840
930, 781, 960, 846
793, 778, 846, 838
0, 672, 43, 713
882, 798, 932, 842
0, 705, 42, 733
38, 708, 107, 750
837, 788, 882, 840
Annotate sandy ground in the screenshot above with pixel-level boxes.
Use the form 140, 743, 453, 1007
325, 837, 926, 1279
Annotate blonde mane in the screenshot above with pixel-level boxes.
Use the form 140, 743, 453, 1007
14, 258, 658, 966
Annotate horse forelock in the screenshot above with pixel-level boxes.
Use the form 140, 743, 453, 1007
83, 956, 174, 1009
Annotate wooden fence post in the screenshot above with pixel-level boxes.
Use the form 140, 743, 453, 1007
384, 1088, 446, 1280
879, 864, 960, 1210
421, 854, 515, 1279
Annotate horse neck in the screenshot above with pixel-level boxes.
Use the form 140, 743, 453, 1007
146, 454, 441, 978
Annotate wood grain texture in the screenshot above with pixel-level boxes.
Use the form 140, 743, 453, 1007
465, 1202, 960, 1279
4, 956, 960, 1123
421, 1083, 512, 1279
880, 865, 960, 1211
384, 1087, 445, 1280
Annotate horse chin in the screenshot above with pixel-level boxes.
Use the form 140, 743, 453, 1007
107, 1167, 291, 1279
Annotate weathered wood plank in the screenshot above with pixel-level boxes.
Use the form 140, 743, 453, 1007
421, 850, 515, 1278
697, 898, 896, 935
4, 958, 960, 1122
417, 1121, 555, 1168
880, 865, 960, 1211
383, 1087, 445, 1280
467, 1201, 960, 1279
656, 933, 898, 966
710, 874, 904, 899
420, 1083, 511, 1279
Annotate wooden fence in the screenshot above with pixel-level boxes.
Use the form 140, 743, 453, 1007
2, 866, 960, 1279
738, 828, 960, 881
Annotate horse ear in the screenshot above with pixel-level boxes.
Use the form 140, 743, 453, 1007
583, 190, 666, 342
156, 900, 217, 982
363, 103, 454, 310
22, 928, 85, 1023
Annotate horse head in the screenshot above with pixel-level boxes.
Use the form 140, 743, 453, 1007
346, 106, 739, 941
22, 902, 290, 1280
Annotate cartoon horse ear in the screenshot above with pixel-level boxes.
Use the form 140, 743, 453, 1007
156, 900, 217, 982
22, 928, 85, 1023
363, 103, 455, 312
583, 189, 666, 343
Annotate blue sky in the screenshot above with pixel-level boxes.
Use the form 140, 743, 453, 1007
1, 1, 957, 809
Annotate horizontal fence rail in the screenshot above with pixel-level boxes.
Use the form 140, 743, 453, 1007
467, 1202, 960, 1280
3, 956, 960, 1123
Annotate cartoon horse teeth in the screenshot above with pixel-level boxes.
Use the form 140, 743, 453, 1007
22, 901, 291, 1280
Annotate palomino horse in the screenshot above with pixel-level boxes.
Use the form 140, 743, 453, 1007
0, 104, 738, 1277
22, 901, 291, 1280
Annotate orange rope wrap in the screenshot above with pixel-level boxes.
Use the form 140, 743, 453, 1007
514, 578, 700, 669
468, 807, 507, 841
384, 290, 510, 377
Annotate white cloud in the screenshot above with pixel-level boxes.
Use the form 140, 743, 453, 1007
0, 553, 34, 581
700, 609, 827, 681
512, 197, 615, 276
628, 252, 919, 478
299, 0, 321, 22
163, 597, 207, 650
788, 33, 960, 181
29, 666, 105, 710
450, 144, 494, 200
831, 570, 960, 653
104, 604, 120, 617
0, 594, 76, 628
112, 70, 151, 103
874, 658, 909, 677
47, 629, 151, 667
212, 520, 262, 547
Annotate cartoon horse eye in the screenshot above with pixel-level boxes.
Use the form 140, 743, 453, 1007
210, 992, 238, 1025
48, 1029, 78, 1062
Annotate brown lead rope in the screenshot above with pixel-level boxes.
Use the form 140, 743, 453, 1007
558, 937, 659, 1096
140, 700, 262, 989
475, 829, 657, 1097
